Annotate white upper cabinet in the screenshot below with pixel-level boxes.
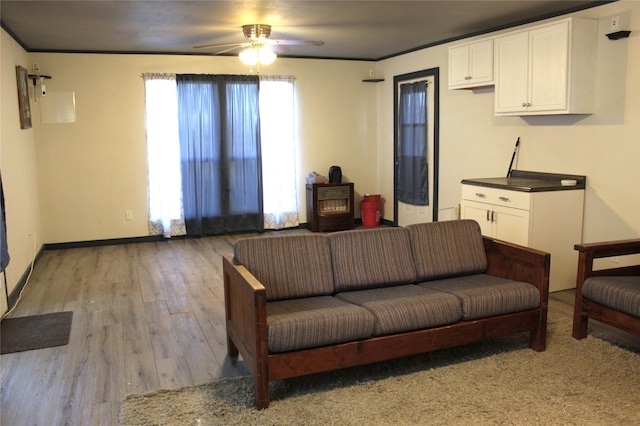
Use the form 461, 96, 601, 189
494, 18, 598, 116
448, 38, 494, 89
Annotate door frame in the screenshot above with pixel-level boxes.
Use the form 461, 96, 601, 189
393, 67, 440, 226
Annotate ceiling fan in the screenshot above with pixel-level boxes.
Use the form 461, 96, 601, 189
194, 24, 325, 65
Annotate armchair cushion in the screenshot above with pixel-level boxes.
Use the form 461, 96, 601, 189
583, 276, 640, 318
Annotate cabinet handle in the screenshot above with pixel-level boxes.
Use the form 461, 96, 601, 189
486, 210, 491, 222
491, 211, 496, 223
475, 193, 486, 198
499, 196, 510, 202
522, 102, 527, 107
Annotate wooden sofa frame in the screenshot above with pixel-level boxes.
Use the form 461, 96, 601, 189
572, 238, 640, 339
223, 236, 550, 409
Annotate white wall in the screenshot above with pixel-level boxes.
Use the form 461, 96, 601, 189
29, 53, 376, 243
2, 1, 639, 316
1, 31, 44, 312
376, 1, 640, 243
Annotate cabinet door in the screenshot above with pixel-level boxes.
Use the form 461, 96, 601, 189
528, 21, 569, 113
493, 205, 530, 246
495, 31, 529, 113
460, 200, 493, 237
449, 44, 471, 88
449, 39, 494, 89
469, 39, 494, 85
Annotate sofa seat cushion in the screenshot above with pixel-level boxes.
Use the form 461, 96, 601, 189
328, 228, 417, 292
419, 274, 540, 320
583, 276, 640, 317
234, 234, 334, 301
335, 285, 462, 336
407, 220, 487, 281
267, 296, 375, 353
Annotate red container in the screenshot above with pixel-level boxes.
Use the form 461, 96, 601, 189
360, 195, 381, 227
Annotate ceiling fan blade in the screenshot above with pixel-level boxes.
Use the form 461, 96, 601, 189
193, 41, 247, 49
274, 39, 325, 46
212, 45, 248, 55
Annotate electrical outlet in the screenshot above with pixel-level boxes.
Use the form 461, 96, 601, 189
610, 16, 620, 31
369, 69, 375, 78
125, 210, 133, 221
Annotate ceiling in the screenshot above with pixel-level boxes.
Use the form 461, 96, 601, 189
1, 1, 606, 61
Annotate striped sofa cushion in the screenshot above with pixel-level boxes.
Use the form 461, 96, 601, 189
419, 274, 540, 320
267, 296, 375, 353
336, 285, 462, 336
328, 228, 417, 292
407, 220, 487, 281
234, 234, 334, 300
583, 276, 640, 317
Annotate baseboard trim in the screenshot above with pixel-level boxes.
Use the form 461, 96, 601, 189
44, 235, 165, 250
7, 245, 46, 310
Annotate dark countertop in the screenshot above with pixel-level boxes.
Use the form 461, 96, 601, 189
461, 170, 586, 192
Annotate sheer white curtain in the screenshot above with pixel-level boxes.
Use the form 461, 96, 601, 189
143, 73, 298, 235
142, 73, 186, 237
259, 76, 299, 229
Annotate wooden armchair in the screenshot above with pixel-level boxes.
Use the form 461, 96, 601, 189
572, 238, 640, 339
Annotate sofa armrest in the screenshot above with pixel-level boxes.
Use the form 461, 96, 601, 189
222, 256, 268, 375
482, 236, 550, 351
482, 236, 550, 297
574, 238, 640, 280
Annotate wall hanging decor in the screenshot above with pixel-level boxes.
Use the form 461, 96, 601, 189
15, 66, 32, 129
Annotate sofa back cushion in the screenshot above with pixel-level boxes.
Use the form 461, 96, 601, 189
407, 220, 487, 281
328, 227, 417, 292
234, 234, 334, 301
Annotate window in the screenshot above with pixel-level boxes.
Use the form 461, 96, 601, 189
143, 74, 298, 237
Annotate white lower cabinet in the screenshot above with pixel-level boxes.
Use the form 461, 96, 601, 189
461, 184, 584, 292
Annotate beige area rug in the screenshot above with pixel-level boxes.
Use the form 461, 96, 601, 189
120, 318, 639, 425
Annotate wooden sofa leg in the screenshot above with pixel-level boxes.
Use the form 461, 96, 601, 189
254, 372, 270, 409
227, 335, 239, 357
572, 312, 588, 340
572, 290, 588, 339
529, 325, 546, 351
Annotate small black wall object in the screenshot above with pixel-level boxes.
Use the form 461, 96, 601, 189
328, 166, 342, 183
606, 30, 631, 40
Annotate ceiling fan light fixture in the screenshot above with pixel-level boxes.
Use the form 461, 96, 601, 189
239, 44, 277, 66
239, 47, 259, 65
258, 46, 277, 64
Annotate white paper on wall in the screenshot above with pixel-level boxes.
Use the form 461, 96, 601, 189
40, 91, 76, 124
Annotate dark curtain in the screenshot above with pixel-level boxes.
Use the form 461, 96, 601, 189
396, 81, 429, 206
176, 74, 263, 236
1, 171, 9, 272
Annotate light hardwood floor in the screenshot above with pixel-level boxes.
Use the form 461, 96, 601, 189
1, 230, 638, 425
